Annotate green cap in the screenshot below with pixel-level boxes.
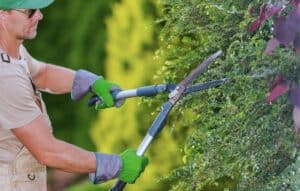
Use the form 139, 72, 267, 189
0, 0, 54, 10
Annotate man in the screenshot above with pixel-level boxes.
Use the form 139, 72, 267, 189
0, 0, 148, 190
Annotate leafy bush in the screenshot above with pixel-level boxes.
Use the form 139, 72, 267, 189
154, 0, 300, 190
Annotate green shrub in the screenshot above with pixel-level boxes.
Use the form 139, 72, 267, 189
154, 0, 300, 190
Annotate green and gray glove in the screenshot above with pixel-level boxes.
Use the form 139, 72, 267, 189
119, 149, 148, 183
89, 149, 148, 184
71, 69, 124, 109
91, 79, 121, 109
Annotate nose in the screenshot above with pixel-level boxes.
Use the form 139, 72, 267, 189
32, 9, 43, 21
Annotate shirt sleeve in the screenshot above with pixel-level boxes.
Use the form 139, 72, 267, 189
0, 66, 42, 129
20, 45, 45, 77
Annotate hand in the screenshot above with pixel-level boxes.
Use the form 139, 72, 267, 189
89, 153, 122, 184
71, 70, 124, 109
91, 79, 124, 109
118, 149, 148, 184
88, 150, 148, 184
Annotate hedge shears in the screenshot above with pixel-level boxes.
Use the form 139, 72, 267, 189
106, 50, 224, 191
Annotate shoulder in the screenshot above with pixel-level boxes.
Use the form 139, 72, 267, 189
0, 62, 41, 129
0, 65, 34, 100
0, 52, 11, 64
0, 48, 38, 109
20, 45, 45, 77
0, 53, 29, 83
0, 51, 34, 99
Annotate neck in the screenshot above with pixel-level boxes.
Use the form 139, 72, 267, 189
0, 31, 22, 59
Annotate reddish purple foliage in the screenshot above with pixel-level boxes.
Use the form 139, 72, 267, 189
275, 7, 300, 43
264, 38, 280, 54
268, 75, 290, 104
293, 35, 300, 53
291, 0, 300, 6
290, 86, 300, 107
273, 16, 298, 47
264, 4, 300, 53
248, 2, 285, 32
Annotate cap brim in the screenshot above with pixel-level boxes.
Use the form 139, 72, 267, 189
17, 0, 54, 9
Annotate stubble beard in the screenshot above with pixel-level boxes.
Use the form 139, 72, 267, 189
16, 30, 37, 40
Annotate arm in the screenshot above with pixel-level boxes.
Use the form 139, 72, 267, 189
32, 65, 123, 109
1, 66, 140, 181
12, 114, 95, 173
32, 64, 75, 94
11, 114, 147, 183
21, 45, 75, 94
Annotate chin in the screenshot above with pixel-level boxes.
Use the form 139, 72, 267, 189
17, 33, 37, 40
28, 34, 37, 40
21, 33, 37, 40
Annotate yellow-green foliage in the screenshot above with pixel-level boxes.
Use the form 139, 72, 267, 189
90, 0, 181, 190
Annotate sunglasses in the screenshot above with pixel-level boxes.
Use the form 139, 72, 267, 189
14, 9, 38, 18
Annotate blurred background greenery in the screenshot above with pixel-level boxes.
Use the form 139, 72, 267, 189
26, 0, 182, 190
25, 0, 300, 191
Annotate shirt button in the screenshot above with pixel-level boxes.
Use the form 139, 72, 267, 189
27, 173, 36, 181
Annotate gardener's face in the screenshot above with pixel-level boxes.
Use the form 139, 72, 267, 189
1, 9, 43, 40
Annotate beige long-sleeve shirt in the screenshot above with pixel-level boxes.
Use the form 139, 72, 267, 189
0, 45, 52, 163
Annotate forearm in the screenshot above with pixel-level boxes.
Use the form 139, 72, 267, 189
40, 138, 96, 173
33, 64, 75, 94
11, 115, 141, 183
12, 115, 96, 173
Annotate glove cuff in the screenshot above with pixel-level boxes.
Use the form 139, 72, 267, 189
71, 69, 102, 101
89, 152, 122, 184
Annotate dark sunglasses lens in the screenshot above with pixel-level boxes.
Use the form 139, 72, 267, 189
29, 9, 37, 18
